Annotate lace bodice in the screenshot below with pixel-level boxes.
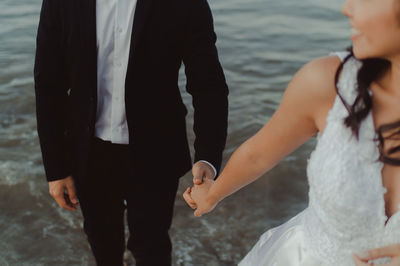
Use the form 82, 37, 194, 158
303, 52, 400, 265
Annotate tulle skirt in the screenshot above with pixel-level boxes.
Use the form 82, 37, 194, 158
239, 210, 323, 266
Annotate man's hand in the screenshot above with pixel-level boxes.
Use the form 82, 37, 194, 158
353, 244, 400, 265
48, 176, 79, 211
192, 161, 215, 185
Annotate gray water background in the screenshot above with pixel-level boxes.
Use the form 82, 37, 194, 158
0, 0, 349, 265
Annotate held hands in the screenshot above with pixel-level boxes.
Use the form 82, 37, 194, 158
183, 161, 219, 217
183, 178, 218, 217
353, 244, 400, 265
48, 175, 79, 211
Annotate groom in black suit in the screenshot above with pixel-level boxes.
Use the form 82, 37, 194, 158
34, 0, 228, 265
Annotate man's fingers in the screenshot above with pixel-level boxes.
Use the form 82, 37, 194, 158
192, 163, 206, 185
192, 161, 216, 185
48, 176, 77, 211
193, 172, 204, 185
53, 193, 76, 211
183, 187, 197, 209
364, 244, 400, 260
66, 182, 79, 205
194, 209, 203, 217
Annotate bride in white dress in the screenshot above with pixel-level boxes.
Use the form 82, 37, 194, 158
183, 0, 400, 265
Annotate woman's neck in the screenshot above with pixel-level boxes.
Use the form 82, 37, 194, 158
379, 55, 400, 97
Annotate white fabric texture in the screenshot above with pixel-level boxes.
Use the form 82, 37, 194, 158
95, 0, 137, 144
239, 52, 400, 266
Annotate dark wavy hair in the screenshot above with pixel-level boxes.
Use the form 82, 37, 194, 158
334, 47, 400, 166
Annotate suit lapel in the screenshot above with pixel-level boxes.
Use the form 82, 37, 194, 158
129, 0, 155, 59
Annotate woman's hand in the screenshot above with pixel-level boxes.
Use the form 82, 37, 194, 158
183, 178, 218, 217
353, 244, 400, 265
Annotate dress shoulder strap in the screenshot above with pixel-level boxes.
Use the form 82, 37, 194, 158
332, 51, 351, 62
322, 52, 363, 122
331, 51, 362, 104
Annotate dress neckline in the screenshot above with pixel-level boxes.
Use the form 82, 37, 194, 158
367, 109, 400, 228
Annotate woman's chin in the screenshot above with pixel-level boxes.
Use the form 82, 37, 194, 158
352, 46, 377, 60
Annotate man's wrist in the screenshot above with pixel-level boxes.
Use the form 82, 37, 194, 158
198, 160, 217, 178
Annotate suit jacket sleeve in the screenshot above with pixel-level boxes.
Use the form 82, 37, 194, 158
183, 0, 229, 176
34, 0, 72, 182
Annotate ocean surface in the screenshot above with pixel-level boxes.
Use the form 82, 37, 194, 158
0, 0, 349, 265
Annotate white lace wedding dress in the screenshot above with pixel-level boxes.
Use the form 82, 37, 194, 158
238, 52, 400, 266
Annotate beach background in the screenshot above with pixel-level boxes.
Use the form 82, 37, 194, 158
0, 0, 349, 265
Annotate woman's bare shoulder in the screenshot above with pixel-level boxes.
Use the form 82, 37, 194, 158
291, 55, 342, 100
278, 55, 343, 132
286, 56, 342, 108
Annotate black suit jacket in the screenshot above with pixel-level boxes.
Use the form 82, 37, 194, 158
34, 0, 229, 181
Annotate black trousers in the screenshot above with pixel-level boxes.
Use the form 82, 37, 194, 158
75, 137, 179, 266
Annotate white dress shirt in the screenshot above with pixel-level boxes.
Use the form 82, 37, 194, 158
95, 0, 137, 144
94, 0, 216, 177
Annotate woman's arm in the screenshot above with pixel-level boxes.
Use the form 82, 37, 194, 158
353, 244, 400, 265
184, 56, 341, 216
